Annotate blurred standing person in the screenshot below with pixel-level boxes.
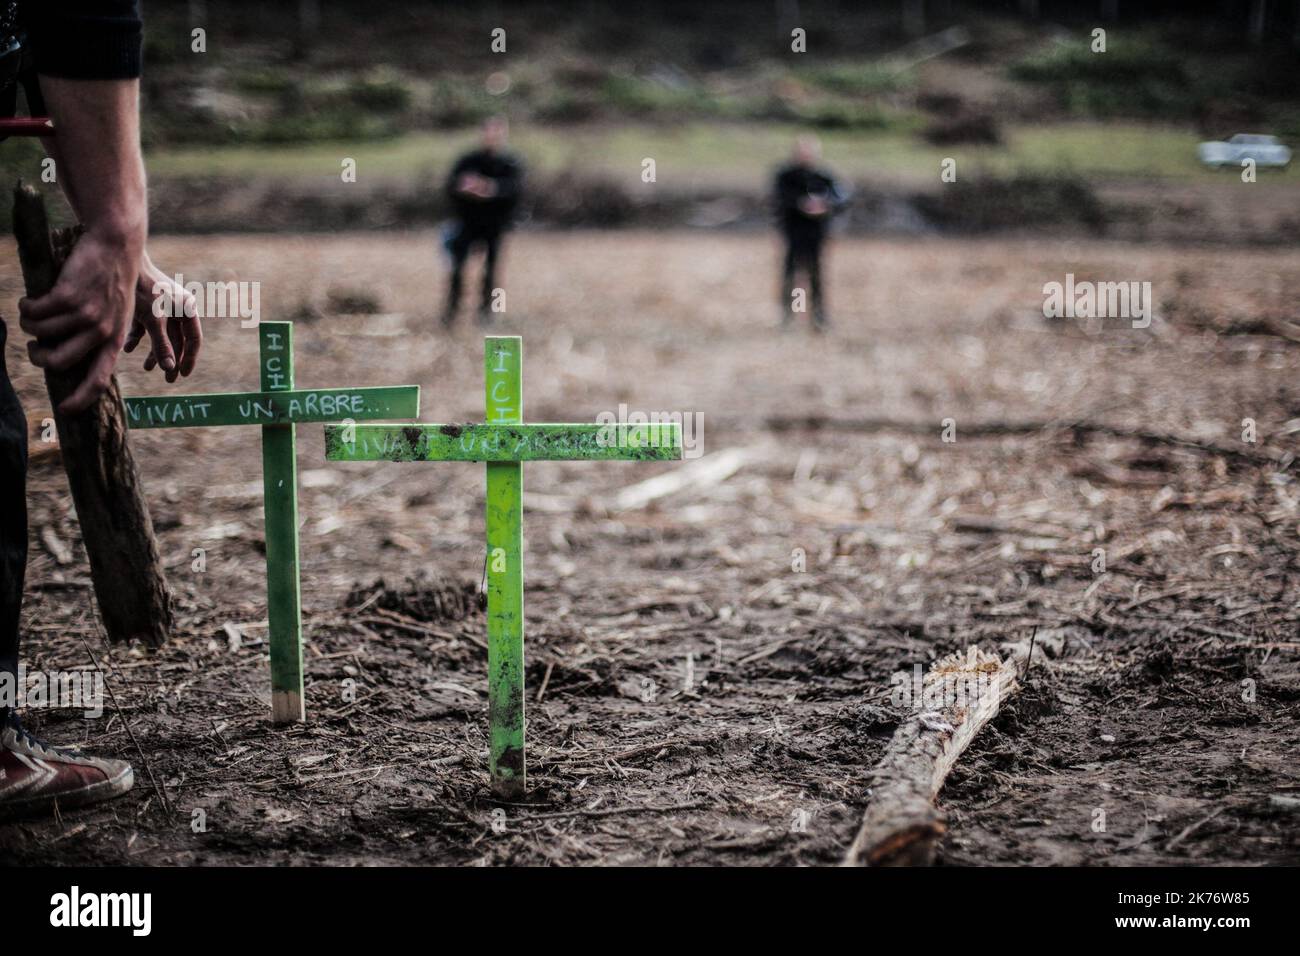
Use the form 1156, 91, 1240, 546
441, 116, 523, 327
773, 136, 847, 332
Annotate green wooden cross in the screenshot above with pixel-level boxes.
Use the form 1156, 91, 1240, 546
125, 321, 421, 724
324, 336, 681, 796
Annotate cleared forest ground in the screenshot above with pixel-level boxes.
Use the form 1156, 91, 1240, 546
2, 231, 1297, 865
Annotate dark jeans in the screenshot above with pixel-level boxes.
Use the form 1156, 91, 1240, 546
0, 319, 27, 725
781, 230, 826, 324
445, 225, 503, 317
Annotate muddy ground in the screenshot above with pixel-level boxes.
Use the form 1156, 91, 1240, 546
2, 230, 1298, 866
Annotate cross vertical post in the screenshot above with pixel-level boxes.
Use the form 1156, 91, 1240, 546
484, 336, 525, 796
259, 322, 304, 724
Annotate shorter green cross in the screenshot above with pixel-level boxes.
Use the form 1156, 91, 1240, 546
325, 336, 681, 796
126, 321, 421, 724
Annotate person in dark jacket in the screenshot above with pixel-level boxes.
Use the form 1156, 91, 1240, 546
773, 136, 847, 331
1, 0, 200, 819
441, 116, 523, 326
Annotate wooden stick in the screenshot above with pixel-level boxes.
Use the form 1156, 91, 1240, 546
842, 645, 1019, 866
125, 385, 418, 428
258, 323, 304, 724
484, 336, 525, 797
325, 422, 680, 463
11, 183, 173, 646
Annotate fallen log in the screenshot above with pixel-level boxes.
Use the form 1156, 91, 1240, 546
842, 644, 1020, 866
12, 183, 173, 646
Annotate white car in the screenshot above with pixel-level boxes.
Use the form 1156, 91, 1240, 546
1198, 133, 1292, 169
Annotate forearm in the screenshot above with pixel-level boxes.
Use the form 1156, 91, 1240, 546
39, 76, 147, 254
13, 1, 195, 410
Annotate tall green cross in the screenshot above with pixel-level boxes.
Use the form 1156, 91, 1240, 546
125, 321, 421, 724
324, 336, 681, 796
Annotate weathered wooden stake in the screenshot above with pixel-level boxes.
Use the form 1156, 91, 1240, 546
325, 336, 682, 795
11, 182, 173, 646
125, 320, 420, 722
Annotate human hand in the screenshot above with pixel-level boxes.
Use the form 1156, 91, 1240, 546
799, 196, 829, 217
457, 173, 497, 199
123, 253, 202, 382
18, 227, 140, 414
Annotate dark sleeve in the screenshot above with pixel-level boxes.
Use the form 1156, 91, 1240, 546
445, 155, 470, 199
774, 170, 800, 214
494, 157, 523, 201
21, 1, 144, 80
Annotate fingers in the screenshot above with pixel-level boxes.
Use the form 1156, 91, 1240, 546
17, 289, 76, 323
18, 309, 84, 342
136, 273, 200, 376
137, 310, 199, 380
123, 317, 146, 354
143, 311, 177, 374
59, 342, 119, 415
28, 327, 103, 373
164, 317, 185, 383
19, 294, 112, 346
28, 255, 242, 405
177, 312, 203, 376
125, 318, 160, 372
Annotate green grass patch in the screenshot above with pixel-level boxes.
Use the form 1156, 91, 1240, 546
1010, 34, 1196, 119
798, 62, 912, 97
145, 119, 1284, 186
232, 68, 300, 97
347, 71, 413, 113
601, 75, 722, 117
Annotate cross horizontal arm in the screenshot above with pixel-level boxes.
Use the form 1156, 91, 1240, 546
125, 386, 420, 429
325, 423, 683, 462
